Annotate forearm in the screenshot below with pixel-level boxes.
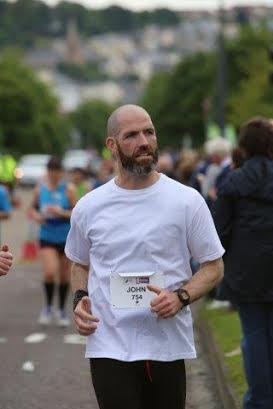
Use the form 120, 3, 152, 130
59, 209, 72, 219
28, 205, 43, 223
71, 262, 89, 294
183, 257, 224, 304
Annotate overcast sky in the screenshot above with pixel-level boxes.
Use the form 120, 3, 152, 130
42, 1, 273, 11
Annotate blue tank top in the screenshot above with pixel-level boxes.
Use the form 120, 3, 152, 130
39, 182, 71, 244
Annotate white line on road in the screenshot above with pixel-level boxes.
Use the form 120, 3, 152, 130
24, 333, 47, 343
22, 361, 35, 372
64, 334, 86, 345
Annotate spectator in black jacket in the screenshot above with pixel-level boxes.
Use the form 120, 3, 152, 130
213, 116, 273, 409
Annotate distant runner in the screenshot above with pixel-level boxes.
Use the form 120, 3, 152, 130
29, 157, 77, 327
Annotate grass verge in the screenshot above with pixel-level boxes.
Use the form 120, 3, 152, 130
202, 305, 247, 402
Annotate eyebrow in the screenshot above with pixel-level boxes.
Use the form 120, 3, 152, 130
124, 127, 155, 136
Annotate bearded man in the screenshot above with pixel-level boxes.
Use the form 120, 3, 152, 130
65, 104, 224, 409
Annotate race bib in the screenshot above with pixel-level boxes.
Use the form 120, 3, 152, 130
110, 271, 164, 309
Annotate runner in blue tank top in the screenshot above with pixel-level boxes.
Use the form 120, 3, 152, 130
29, 157, 77, 327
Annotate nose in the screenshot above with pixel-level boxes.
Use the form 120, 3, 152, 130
138, 132, 149, 145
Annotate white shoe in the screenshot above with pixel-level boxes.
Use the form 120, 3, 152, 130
38, 306, 53, 325
56, 310, 70, 327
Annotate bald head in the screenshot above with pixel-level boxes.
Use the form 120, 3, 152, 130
107, 105, 151, 138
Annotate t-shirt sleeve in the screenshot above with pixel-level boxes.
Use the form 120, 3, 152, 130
65, 207, 90, 266
187, 199, 225, 264
0, 187, 11, 212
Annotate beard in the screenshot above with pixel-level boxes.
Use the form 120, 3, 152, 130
116, 142, 159, 176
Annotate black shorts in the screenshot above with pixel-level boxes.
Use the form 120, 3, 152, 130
39, 240, 66, 255
90, 358, 186, 409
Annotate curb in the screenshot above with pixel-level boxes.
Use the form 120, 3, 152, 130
197, 313, 241, 409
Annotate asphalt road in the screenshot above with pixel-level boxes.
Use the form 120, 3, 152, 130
0, 188, 223, 409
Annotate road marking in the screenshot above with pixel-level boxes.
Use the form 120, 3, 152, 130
22, 361, 35, 372
0, 337, 7, 343
63, 334, 86, 345
24, 333, 47, 343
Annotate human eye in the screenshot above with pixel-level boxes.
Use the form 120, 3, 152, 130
125, 132, 137, 139
145, 128, 155, 135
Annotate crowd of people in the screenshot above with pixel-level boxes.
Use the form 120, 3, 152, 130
1, 105, 273, 409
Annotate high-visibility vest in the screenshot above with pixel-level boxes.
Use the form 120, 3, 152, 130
0, 155, 16, 183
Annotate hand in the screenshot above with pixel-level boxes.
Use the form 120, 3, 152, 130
35, 213, 45, 224
27, 208, 44, 224
208, 187, 217, 200
45, 205, 63, 216
74, 296, 99, 336
148, 284, 182, 319
0, 245, 13, 276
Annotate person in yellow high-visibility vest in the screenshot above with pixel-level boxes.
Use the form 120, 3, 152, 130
0, 154, 20, 207
0, 154, 16, 186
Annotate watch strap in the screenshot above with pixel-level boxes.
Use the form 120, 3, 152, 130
73, 289, 88, 311
174, 288, 190, 308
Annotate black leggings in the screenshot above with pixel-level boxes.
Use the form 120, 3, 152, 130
90, 358, 186, 409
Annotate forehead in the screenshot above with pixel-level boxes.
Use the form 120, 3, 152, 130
117, 110, 154, 134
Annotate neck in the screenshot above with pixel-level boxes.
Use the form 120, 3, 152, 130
47, 180, 60, 189
115, 169, 160, 190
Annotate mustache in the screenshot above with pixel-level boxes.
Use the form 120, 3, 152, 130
134, 146, 154, 157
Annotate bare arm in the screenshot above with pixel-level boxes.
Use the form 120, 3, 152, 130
57, 184, 77, 219
182, 257, 224, 303
148, 257, 224, 319
71, 262, 89, 293
71, 262, 99, 336
28, 185, 43, 224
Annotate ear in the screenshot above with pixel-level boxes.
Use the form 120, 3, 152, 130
106, 136, 116, 154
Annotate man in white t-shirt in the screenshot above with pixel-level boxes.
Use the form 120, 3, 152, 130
65, 104, 224, 409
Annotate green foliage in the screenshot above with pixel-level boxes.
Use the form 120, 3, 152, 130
141, 53, 215, 148
202, 306, 246, 402
141, 71, 172, 145
141, 26, 273, 148
58, 62, 107, 83
0, 51, 70, 155
0, 0, 180, 48
228, 50, 273, 127
72, 100, 116, 150
226, 27, 273, 128
137, 8, 180, 27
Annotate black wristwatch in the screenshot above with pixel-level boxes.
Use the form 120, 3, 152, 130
174, 288, 191, 309
73, 289, 88, 311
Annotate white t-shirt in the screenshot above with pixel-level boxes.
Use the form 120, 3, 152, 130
65, 174, 224, 362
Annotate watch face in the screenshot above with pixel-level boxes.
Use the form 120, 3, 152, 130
181, 291, 189, 301
180, 290, 190, 304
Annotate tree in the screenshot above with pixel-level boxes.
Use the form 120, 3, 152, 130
228, 50, 273, 127
0, 0, 181, 47
141, 53, 215, 148
72, 100, 116, 150
141, 71, 171, 145
226, 27, 273, 127
140, 27, 273, 149
0, 51, 70, 155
